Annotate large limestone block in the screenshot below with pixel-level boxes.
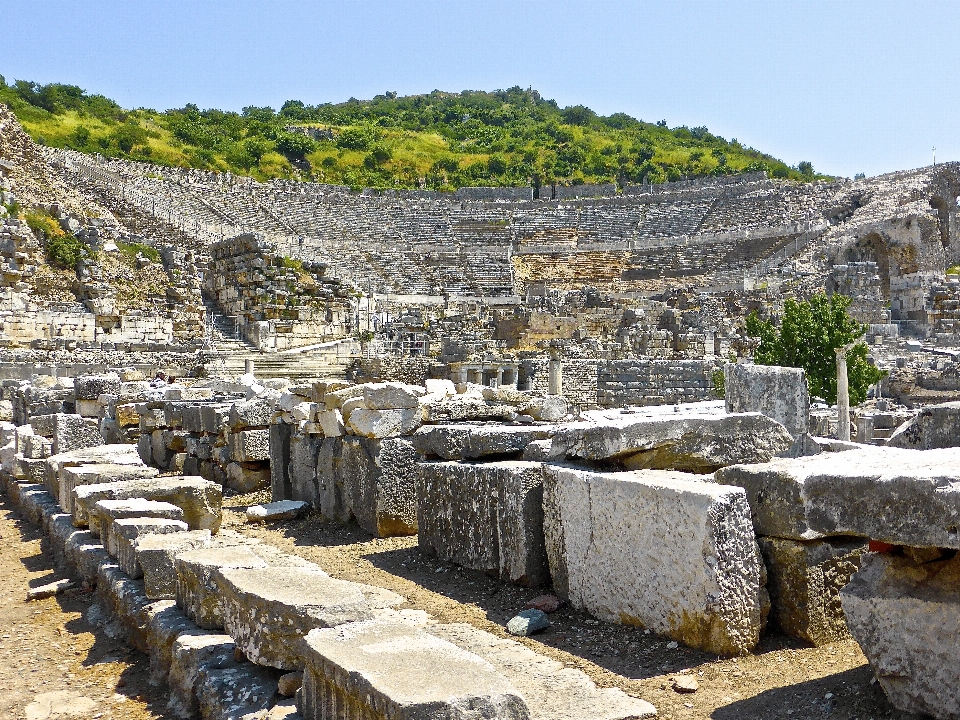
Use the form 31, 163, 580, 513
74, 373, 121, 401
543, 466, 763, 655
323, 384, 363, 410
229, 397, 275, 430
316, 409, 344, 437
134, 529, 214, 599
297, 620, 529, 720
45, 444, 151, 497
218, 566, 373, 670
229, 428, 270, 462
725, 363, 810, 437
412, 424, 555, 460
422, 397, 517, 423
418, 461, 549, 587
91, 497, 183, 540
841, 552, 960, 719
60, 462, 159, 516
550, 410, 794, 472
347, 407, 422, 438
111, 517, 188, 575
73, 475, 222, 532
429, 622, 657, 719
308, 436, 418, 536
168, 633, 238, 719
361, 382, 426, 410
175, 544, 317, 629
715, 446, 960, 547
887, 401, 960, 450
52, 413, 104, 455
200, 403, 231, 434
759, 535, 867, 645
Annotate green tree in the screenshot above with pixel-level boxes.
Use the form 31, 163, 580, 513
745, 293, 885, 405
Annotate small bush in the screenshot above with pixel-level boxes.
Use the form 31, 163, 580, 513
25, 209, 85, 269
117, 240, 161, 263
711, 367, 726, 399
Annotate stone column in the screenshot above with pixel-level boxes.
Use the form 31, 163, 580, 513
245, 359, 255, 375
836, 345, 852, 442
548, 350, 563, 396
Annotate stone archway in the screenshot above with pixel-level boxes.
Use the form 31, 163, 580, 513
847, 232, 892, 301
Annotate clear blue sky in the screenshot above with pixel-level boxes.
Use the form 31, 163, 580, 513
1, 0, 955, 178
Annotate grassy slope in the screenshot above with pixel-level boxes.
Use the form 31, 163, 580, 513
0, 78, 825, 189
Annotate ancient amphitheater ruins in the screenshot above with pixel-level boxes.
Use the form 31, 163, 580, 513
3, 100, 960, 719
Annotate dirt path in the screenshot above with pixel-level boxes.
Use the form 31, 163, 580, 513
0, 483, 914, 720
0, 497, 165, 720
224, 491, 913, 720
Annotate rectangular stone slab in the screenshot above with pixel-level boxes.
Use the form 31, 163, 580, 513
175, 544, 318, 629
73, 475, 222, 533
715, 446, 960, 547
218, 566, 373, 670
543, 466, 762, 656
297, 620, 528, 720
59, 462, 159, 516
111, 517, 189, 576
43, 443, 143, 498
417, 460, 549, 587
549, 410, 794, 472
135, 530, 256, 600
412, 424, 555, 460
92, 498, 184, 550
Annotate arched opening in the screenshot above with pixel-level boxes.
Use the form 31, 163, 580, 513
929, 196, 952, 248
846, 233, 892, 301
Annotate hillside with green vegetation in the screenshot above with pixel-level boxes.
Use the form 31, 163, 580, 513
0, 74, 825, 190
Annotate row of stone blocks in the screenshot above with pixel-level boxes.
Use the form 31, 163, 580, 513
2, 442, 658, 719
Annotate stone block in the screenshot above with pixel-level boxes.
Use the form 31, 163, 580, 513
91, 498, 183, 550
759, 535, 867, 645
361, 381, 426, 409
521, 395, 569, 422
200, 403, 231, 434
226, 461, 271, 492
316, 409, 344, 437
715, 446, 960, 548
323, 384, 363, 410
229, 428, 270, 462
114, 403, 141, 428
73, 475, 222, 532
74, 399, 102, 418
168, 633, 238, 719
887, 401, 960, 450
725, 363, 810, 437
59, 462, 159, 517
52, 413, 104, 455
44, 444, 143, 499
74, 373, 121, 401
29, 413, 57, 438
418, 461, 549, 587
137, 433, 152, 465
412, 424, 554, 460
297, 621, 528, 720
549, 409, 794, 472
175, 544, 316, 629
347, 407, 422, 438
218, 566, 373, 670
111, 517, 188, 575
841, 552, 960, 719
134, 529, 213, 599
543, 466, 763, 655
229, 397, 274, 429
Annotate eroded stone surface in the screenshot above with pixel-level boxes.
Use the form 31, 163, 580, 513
297, 620, 529, 720
841, 552, 960, 719
218, 566, 373, 670
543, 466, 763, 655
73, 475, 222, 532
412, 424, 555, 460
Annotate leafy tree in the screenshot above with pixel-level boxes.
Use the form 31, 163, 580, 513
798, 161, 814, 178
275, 132, 316, 158
71, 125, 91, 147
745, 293, 885, 405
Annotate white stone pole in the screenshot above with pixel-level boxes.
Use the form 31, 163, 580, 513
835, 343, 855, 442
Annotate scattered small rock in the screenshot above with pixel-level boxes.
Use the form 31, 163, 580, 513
277, 670, 303, 697
671, 675, 699, 693
506, 608, 550, 636
26, 579, 75, 601
525, 594, 563, 613
666, 640, 679, 649
246, 500, 309, 523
